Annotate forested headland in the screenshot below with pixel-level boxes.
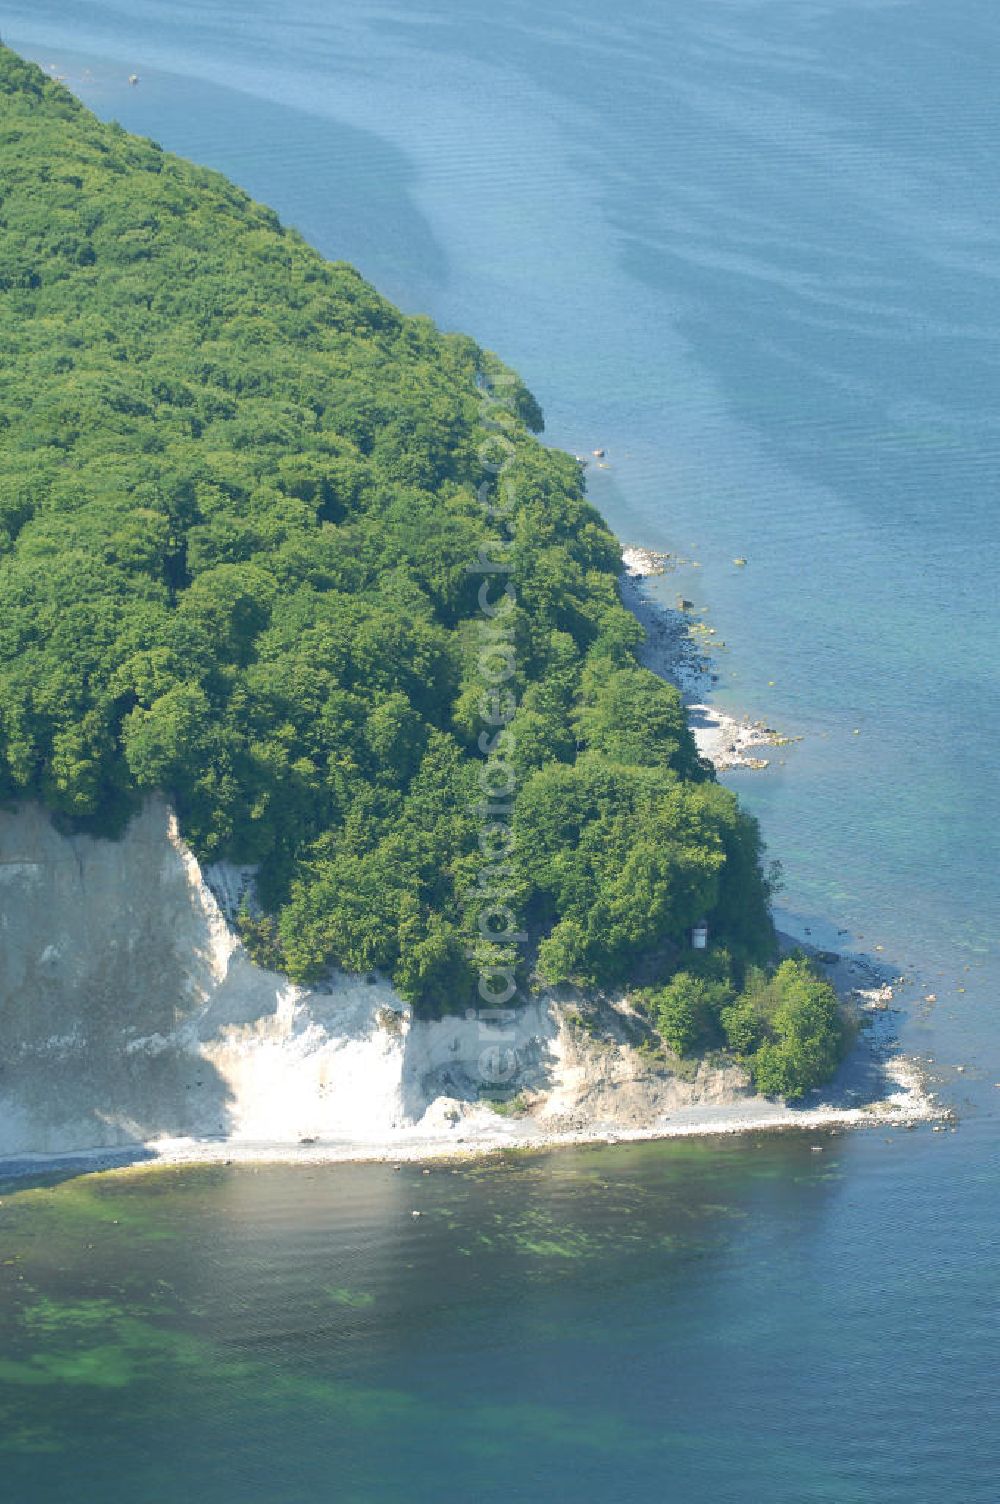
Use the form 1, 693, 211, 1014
0, 48, 845, 1095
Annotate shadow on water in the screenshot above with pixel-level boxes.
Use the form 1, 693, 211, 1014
0, 1145, 157, 1195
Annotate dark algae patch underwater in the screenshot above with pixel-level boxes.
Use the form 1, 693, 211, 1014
3, 1131, 994, 1504
0, 1145, 863, 1498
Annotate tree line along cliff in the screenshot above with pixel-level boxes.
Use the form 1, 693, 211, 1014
0, 49, 845, 1095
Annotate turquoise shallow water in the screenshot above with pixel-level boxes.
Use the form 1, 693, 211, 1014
2, 1, 999, 1496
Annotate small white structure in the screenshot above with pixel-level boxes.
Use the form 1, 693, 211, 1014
691, 919, 709, 950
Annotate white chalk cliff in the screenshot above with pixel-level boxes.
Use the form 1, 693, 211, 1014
0, 796, 756, 1161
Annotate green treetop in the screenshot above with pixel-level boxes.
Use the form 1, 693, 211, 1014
0, 46, 776, 1016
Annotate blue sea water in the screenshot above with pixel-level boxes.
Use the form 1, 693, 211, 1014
1, 2, 999, 1498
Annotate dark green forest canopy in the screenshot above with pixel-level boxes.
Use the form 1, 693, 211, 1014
0, 47, 774, 1011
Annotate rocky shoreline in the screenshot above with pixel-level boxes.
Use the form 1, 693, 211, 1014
620, 546, 791, 772
0, 790, 941, 1181
0, 546, 942, 1180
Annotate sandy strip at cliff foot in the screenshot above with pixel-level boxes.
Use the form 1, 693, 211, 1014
0, 549, 939, 1181
0, 937, 942, 1183
156, 949, 946, 1167
3, 1068, 939, 1181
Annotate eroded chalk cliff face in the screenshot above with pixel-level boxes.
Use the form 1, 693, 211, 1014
0, 798, 749, 1160
0, 797, 551, 1155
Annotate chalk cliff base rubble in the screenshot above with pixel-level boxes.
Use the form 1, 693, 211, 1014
0, 798, 933, 1168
